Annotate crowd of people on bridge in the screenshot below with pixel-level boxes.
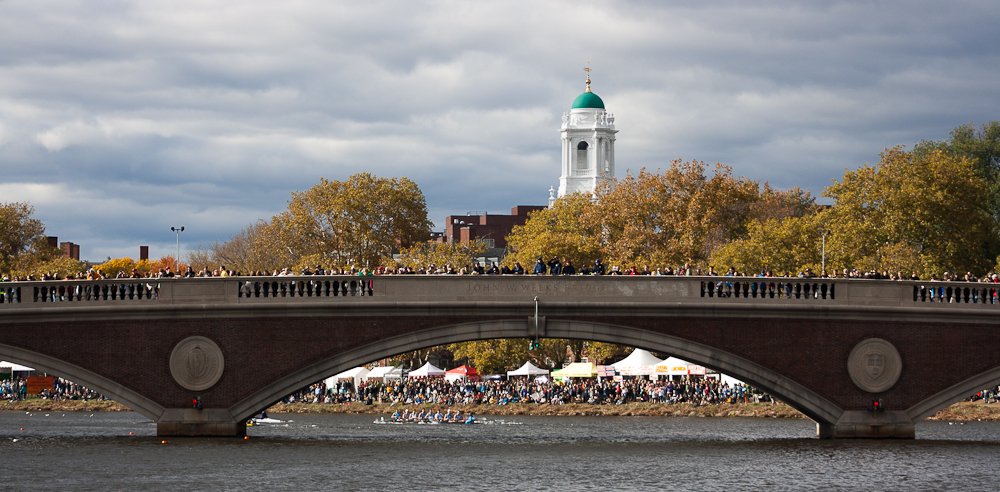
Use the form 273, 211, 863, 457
6, 253, 1000, 284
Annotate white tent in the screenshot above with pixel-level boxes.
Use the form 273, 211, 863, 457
407, 362, 445, 378
364, 365, 403, 382
612, 349, 664, 376
0, 361, 34, 372
507, 361, 550, 377
324, 366, 370, 390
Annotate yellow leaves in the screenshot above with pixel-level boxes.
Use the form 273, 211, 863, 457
506, 161, 813, 272
283, 173, 432, 269
0, 202, 50, 277
823, 146, 995, 276
504, 193, 601, 269
396, 241, 488, 271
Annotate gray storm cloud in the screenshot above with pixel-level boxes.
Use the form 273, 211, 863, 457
0, 0, 997, 260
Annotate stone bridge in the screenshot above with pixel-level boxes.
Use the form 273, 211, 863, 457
1, 275, 999, 438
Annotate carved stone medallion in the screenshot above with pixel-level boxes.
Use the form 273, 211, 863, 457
169, 336, 225, 391
847, 338, 901, 393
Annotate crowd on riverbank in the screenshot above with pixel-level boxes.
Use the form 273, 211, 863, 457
287, 376, 777, 407
1, 376, 108, 402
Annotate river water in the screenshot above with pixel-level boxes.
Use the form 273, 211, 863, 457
2, 411, 999, 490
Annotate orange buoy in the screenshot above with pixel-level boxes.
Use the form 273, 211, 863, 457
244, 436, 249, 440
129, 432, 134, 435
161, 440, 166, 444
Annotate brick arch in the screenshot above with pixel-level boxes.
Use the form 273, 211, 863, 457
906, 367, 1000, 422
0, 342, 166, 422
227, 319, 846, 427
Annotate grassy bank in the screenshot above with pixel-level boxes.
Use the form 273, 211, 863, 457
266, 401, 807, 418
0, 399, 130, 412
4, 398, 998, 422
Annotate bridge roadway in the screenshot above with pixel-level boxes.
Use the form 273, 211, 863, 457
2, 275, 999, 438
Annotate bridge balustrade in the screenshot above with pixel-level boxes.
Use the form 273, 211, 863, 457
0, 280, 159, 304
238, 278, 373, 298
913, 284, 999, 304
5, 276, 1000, 311
700, 280, 835, 300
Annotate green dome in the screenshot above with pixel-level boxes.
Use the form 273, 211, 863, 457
572, 91, 605, 109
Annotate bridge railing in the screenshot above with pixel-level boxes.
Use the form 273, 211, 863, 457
236, 278, 374, 298
3, 276, 1000, 311
700, 279, 835, 300
911, 283, 1000, 305
0, 280, 160, 305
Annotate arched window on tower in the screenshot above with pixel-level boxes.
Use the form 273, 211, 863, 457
576, 141, 589, 171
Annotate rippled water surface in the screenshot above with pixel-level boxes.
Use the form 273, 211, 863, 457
2, 411, 999, 490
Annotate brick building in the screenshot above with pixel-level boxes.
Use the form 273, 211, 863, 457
443, 205, 545, 249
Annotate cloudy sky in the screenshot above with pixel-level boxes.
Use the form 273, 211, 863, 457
1, 0, 997, 262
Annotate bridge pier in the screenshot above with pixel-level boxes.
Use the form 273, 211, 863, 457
156, 409, 246, 437
816, 411, 915, 439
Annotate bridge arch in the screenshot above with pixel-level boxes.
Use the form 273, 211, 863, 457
0, 343, 166, 422
229, 319, 845, 426
906, 366, 1000, 422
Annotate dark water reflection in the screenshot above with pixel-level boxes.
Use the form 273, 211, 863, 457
2, 411, 998, 490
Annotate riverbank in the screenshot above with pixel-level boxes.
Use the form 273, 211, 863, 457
266, 400, 1000, 421
0, 399, 130, 412
4, 399, 997, 421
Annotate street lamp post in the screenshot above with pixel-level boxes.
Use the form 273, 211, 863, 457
820, 229, 828, 273
171, 226, 185, 269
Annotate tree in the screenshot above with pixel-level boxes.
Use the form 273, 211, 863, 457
591, 161, 812, 269
915, 121, 1000, 189
503, 192, 602, 269
395, 241, 489, 271
277, 173, 432, 269
710, 210, 828, 276
0, 202, 60, 277
822, 146, 995, 276
191, 219, 291, 274
915, 121, 1000, 260
22, 256, 85, 279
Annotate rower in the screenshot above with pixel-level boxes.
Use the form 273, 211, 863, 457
392, 410, 400, 421
465, 412, 475, 424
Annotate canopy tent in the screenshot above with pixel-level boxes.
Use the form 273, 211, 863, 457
611, 349, 664, 376
324, 366, 370, 390
408, 362, 445, 379
507, 361, 550, 377
551, 362, 598, 380
0, 361, 34, 372
364, 365, 403, 382
444, 365, 479, 382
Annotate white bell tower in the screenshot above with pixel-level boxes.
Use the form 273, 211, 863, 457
557, 65, 617, 199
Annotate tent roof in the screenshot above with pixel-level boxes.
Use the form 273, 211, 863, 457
365, 366, 403, 378
611, 349, 664, 369
655, 357, 692, 367
0, 361, 34, 372
408, 362, 445, 377
551, 362, 598, 378
445, 365, 478, 376
332, 367, 370, 379
507, 361, 550, 376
